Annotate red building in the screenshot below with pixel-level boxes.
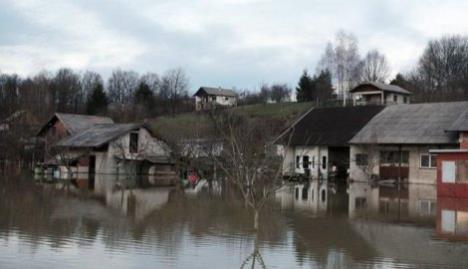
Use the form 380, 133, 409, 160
431, 112, 468, 198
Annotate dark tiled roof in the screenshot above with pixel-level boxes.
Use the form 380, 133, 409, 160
194, 87, 237, 97
350, 102, 468, 144
56, 123, 141, 148
37, 113, 114, 136
350, 82, 411, 95
276, 105, 384, 146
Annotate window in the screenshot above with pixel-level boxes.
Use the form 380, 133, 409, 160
129, 132, 139, 153
355, 154, 368, 166
404, 96, 408, 103
296, 156, 300, 169
355, 197, 367, 210
212, 96, 216, 101
302, 187, 308, 200
393, 94, 397, 102
380, 150, 409, 165
442, 161, 456, 183
224, 97, 229, 101
322, 156, 327, 170
303, 156, 310, 169
420, 154, 436, 168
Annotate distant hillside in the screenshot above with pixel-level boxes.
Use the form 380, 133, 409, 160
150, 102, 313, 141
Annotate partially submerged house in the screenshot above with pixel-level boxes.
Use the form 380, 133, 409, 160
275, 105, 384, 180
351, 82, 411, 106
36, 113, 176, 182
349, 102, 468, 184
37, 113, 114, 163
194, 86, 238, 111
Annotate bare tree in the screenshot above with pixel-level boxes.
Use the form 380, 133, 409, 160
207, 111, 289, 230
318, 31, 363, 105
361, 49, 390, 83
160, 68, 189, 115
270, 84, 291, 103
51, 68, 82, 113
412, 35, 468, 101
81, 71, 103, 102
140, 72, 161, 94
107, 69, 139, 105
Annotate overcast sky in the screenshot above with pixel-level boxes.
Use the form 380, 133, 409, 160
1, 0, 468, 93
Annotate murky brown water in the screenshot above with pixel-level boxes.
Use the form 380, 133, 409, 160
0, 175, 467, 269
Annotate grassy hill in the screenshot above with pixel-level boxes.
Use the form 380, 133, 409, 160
150, 102, 313, 140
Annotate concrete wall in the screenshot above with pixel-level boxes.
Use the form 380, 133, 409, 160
282, 145, 329, 179
95, 127, 171, 175
349, 145, 437, 184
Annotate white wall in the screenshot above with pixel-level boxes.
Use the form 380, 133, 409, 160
349, 145, 437, 184
95, 127, 171, 175
282, 145, 329, 179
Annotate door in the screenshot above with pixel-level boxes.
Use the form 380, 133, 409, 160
88, 156, 96, 190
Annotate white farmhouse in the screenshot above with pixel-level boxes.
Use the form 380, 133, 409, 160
194, 87, 238, 111
351, 82, 411, 106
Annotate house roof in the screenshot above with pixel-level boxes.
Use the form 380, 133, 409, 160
56, 123, 141, 148
37, 113, 114, 136
350, 82, 411, 95
350, 102, 468, 145
446, 110, 468, 132
275, 105, 384, 146
194, 87, 237, 97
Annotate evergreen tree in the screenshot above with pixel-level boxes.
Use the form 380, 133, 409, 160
312, 69, 333, 104
86, 83, 108, 115
296, 70, 314, 102
134, 82, 155, 117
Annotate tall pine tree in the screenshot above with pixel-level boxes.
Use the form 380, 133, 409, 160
296, 70, 314, 102
86, 83, 108, 115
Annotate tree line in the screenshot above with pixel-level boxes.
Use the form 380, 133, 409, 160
0, 67, 191, 125
295, 32, 468, 105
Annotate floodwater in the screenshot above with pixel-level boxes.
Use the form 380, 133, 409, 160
0, 175, 468, 269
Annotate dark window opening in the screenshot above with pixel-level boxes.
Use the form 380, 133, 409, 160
380, 150, 409, 165
322, 156, 327, 170
393, 95, 397, 102
356, 154, 368, 166
130, 132, 139, 153
302, 187, 308, 200
296, 156, 300, 169
303, 156, 310, 169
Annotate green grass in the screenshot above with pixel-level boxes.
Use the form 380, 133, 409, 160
150, 102, 313, 139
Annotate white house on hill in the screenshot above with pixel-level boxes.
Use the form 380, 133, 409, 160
194, 87, 238, 111
351, 82, 411, 106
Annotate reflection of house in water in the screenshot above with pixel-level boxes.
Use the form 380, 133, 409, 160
348, 182, 436, 224
436, 197, 468, 241
91, 175, 173, 221
45, 175, 173, 222
276, 180, 344, 214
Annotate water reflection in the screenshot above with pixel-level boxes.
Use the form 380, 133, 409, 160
1, 176, 468, 268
